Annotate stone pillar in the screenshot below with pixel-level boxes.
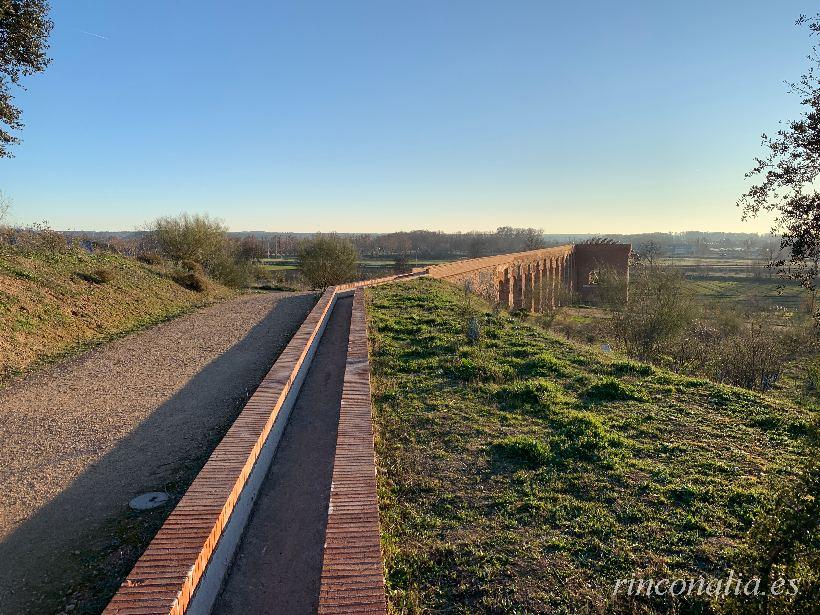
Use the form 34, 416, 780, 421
547, 259, 555, 309
512, 265, 524, 310
556, 260, 564, 306
523, 264, 535, 312
498, 269, 511, 308
545, 260, 551, 309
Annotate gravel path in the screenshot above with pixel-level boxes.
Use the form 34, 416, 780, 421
0, 291, 316, 615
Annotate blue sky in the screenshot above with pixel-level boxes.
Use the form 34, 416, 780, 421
0, 1, 816, 232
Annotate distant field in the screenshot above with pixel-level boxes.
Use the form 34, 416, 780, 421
683, 277, 807, 311
661, 255, 781, 279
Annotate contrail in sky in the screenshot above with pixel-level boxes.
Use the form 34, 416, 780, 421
79, 30, 109, 40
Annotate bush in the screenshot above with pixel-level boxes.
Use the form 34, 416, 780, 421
151, 213, 228, 263
590, 265, 629, 309
148, 213, 253, 288
711, 320, 788, 390
78, 268, 115, 284
297, 233, 358, 288
611, 265, 695, 360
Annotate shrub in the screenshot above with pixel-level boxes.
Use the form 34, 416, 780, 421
151, 213, 228, 263
77, 268, 115, 284
711, 320, 788, 390
611, 265, 695, 360
297, 233, 358, 288
589, 265, 629, 309
137, 252, 163, 265
491, 436, 551, 469
583, 377, 648, 403
149, 213, 253, 288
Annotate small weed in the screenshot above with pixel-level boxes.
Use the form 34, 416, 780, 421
495, 378, 568, 408
583, 377, 648, 403
806, 358, 820, 393
136, 252, 163, 265
491, 436, 551, 468
449, 356, 514, 384
610, 359, 654, 376
548, 409, 625, 463
524, 352, 575, 378
77, 268, 115, 284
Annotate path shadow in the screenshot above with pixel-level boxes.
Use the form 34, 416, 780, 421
0, 293, 316, 615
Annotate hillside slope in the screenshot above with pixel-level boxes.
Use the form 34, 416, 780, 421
0, 248, 233, 381
367, 278, 814, 614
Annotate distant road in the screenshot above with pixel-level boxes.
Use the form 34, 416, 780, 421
0, 291, 316, 615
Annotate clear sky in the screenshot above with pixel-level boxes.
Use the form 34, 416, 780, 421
0, 1, 816, 233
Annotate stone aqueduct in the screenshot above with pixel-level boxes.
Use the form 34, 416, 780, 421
425, 242, 632, 309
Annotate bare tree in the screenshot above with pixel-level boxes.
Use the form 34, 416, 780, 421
0, 191, 10, 224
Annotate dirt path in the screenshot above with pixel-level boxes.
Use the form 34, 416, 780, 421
0, 291, 317, 615
212, 294, 352, 615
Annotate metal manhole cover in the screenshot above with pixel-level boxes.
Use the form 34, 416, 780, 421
129, 492, 169, 511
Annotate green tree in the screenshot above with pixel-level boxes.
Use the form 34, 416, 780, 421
297, 233, 358, 288
739, 15, 820, 322
0, 1, 52, 157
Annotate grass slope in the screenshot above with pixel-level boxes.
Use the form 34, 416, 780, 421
0, 249, 232, 382
367, 278, 813, 614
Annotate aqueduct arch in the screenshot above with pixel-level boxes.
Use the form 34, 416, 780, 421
424, 243, 631, 309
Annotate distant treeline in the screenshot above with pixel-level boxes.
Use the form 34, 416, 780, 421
62, 228, 784, 260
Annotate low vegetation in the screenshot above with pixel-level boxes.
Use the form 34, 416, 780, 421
367, 278, 817, 614
553, 259, 818, 395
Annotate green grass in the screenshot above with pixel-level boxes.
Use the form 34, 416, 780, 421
367, 278, 814, 614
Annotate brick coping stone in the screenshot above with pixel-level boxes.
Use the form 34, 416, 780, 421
317, 288, 387, 614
